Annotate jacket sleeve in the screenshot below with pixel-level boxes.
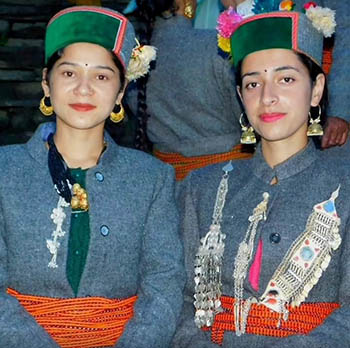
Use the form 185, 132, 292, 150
171, 175, 218, 348
0, 196, 59, 347
325, 1, 350, 119
116, 165, 185, 348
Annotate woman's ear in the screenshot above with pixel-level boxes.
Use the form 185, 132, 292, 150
310, 73, 325, 107
41, 68, 50, 97
116, 80, 128, 105
236, 85, 243, 104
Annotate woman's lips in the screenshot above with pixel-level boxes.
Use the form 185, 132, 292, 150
260, 113, 286, 123
69, 103, 96, 112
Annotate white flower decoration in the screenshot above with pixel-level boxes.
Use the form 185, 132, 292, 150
126, 39, 157, 81
306, 6, 336, 38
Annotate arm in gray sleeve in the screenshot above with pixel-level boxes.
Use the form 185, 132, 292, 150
324, 1, 350, 119
116, 165, 185, 348
0, 198, 59, 347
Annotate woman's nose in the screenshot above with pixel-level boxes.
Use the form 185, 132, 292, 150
74, 76, 93, 96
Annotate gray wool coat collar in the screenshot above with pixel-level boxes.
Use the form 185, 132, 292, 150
251, 141, 317, 184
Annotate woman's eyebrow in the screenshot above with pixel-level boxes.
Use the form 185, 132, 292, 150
56, 61, 116, 73
242, 65, 300, 80
274, 65, 300, 73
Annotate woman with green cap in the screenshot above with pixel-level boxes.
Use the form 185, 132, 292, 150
173, 1, 350, 347
0, 6, 184, 348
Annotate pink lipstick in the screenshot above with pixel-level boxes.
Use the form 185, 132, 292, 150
260, 113, 286, 123
69, 103, 96, 112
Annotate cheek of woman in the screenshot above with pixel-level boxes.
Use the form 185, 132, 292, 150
239, 49, 314, 143
45, 43, 122, 129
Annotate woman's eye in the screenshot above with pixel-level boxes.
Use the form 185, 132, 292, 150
97, 75, 108, 81
63, 71, 74, 77
281, 77, 295, 84
245, 82, 259, 89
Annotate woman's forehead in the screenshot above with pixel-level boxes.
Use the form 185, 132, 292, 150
241, 48, 306, 74
55, 42, 115, 66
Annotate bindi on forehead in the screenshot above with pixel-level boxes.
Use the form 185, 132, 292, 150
85, 63, 88, 67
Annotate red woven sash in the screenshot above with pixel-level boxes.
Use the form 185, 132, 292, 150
7, 287, 137, 348
203, 296, 340, 345
154, 144, 253, 181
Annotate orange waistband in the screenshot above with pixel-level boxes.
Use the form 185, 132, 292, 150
7, 287, 137, 348
154, 144, 254, 181
203, 296, 340, 345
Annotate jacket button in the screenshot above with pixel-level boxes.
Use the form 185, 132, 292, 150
269, 233, 281, 244
95, 172, 104, 182
100, 225, 109, 237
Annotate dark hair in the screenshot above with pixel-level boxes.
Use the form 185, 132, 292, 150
45, 47, 126, 87
235, 51, 328, 124
131, 0, 175, 152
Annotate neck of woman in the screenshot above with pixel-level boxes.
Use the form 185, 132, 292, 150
54, 123, 106, 169
261, 134, 309, 169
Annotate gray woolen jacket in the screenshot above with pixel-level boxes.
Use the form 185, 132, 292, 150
0, 124, 185, 348
173, 142, 350, 347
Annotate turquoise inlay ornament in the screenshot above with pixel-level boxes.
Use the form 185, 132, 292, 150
300, 246, 314, 261
323, 201, 335, 213
222, 161, 233, 172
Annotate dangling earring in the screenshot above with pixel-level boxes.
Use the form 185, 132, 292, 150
184, 1, 194, 19
239, 112, 256, 144
110, 104, 125, 123
39, 96, 53, 116
307, 105, 323, 136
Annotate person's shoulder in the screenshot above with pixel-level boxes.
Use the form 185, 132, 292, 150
116, 146, 175, 177
315, 146, 350, 181
0, 143, 30, 183
0, 143, 27, 162
189, 158, 250, 189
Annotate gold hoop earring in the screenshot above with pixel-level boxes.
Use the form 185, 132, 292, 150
307, 105, 323, 136
39, 96, 53, 116
239, 112, 256, 144
184, 1, 194, 19
110, 104, 125, 123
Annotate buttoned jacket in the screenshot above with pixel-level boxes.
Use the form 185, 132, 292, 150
173, 142, 350, 347
0, 124, 185, 348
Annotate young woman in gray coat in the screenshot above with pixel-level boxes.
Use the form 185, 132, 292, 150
174, 2, 349, 347
0, 6, 184, 348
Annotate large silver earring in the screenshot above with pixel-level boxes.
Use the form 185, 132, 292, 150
307, 105, 323, 136
239, 112, 256, 144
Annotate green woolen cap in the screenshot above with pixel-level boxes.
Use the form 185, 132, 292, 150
230, 12, 323, 68
45, 6, 136, 69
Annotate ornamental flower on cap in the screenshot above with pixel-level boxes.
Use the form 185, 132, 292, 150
304, 1, 317, 10
217, 7, 243, 38
126, 39, 157, 81
217, 0, 336, 59
279, 0, 294, 11
216, 7, 243, 53
305, 5, 336, 38
217, 35, 231, 53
